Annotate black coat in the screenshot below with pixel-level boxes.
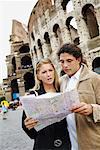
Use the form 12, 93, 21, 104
22, 85, 71, 150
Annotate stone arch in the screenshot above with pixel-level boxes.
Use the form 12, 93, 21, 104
66, 16, 73, 30
53, 23, 63, 45
12, 57, 16, 73
33, 46, 38, 60
66, 16, 80, 45
19, 44, 30, 53
61, 0, 70, 11
66, 0, 73, 13
21, 55, 32, 69
82, 3, 99, 38
92, 57, 100, 74
53, 24, 60, 38
34, 46, 37, 55
44, 32, 50, 44
44, 32, 52, 54
37, 39, 43, 57
11, 79, 19, 100
31, 32, 35, 41
24, 72, 35, 91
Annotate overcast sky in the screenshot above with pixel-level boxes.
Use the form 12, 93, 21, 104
0, 0, 38, 84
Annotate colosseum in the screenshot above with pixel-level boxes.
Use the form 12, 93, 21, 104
3, 0, 100, 101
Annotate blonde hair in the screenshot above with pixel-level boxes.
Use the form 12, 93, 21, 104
34, 58, 60, 91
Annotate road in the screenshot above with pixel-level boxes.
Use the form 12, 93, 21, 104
0, 108, 34, 150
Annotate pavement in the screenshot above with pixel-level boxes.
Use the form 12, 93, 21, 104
0, 108, 34, 150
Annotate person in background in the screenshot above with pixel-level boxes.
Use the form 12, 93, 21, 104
1, 102, 8, 120
22, 58, 71, 150
57, 43, 100, 150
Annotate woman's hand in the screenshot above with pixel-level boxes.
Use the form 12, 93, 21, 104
24, 117, 38, 130
71, 102, 93, 116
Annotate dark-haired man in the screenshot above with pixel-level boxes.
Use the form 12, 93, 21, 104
58, 43, 100, 150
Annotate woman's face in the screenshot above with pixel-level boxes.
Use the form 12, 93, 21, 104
37, 63, 55, 85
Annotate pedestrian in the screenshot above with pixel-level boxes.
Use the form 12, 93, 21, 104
1, 102, 8, 120
57, 43, 100, 150
22, 58, 71, 150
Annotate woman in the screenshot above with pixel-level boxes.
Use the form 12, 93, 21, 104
22, 58, 71, 150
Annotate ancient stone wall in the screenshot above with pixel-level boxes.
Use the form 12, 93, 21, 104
28, 0, 100, 72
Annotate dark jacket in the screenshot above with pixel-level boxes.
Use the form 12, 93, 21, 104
22, 85, 71, 150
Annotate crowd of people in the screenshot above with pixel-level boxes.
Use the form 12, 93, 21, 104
21, 43, 100, 150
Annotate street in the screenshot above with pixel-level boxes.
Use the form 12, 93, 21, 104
0, 108, 34, 150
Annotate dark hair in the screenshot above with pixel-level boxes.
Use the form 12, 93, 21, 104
57, 43, 84, 63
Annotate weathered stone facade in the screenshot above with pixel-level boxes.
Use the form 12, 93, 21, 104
4, 20, 35, 100
4, 0, 100, 100
28, 0, 100, 72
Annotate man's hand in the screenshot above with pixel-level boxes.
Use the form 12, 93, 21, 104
24, 117, 38, 130
71, 102, 93, 116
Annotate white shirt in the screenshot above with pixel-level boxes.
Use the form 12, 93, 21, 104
66, 66, 83, 150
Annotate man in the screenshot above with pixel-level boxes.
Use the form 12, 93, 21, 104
57, 43, 100, 150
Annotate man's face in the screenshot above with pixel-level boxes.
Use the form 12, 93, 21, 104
59, 53, 81, 77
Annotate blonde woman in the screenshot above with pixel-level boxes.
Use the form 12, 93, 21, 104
22, 58, 71, 150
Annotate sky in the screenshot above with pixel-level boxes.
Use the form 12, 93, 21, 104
0, 0, 38, 84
